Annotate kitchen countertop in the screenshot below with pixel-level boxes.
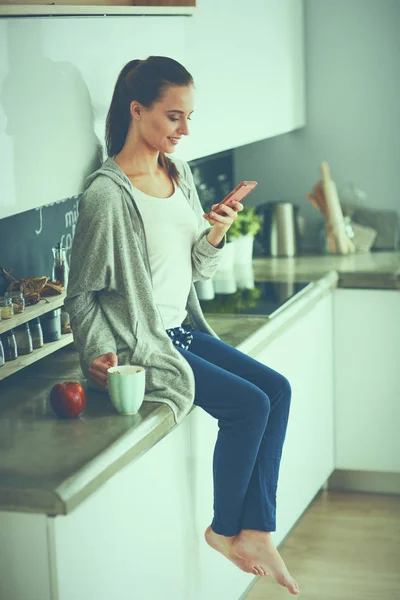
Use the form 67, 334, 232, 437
252, 251, 400, 289
0, 251, 399, 516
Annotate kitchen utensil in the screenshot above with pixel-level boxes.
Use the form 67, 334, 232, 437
255, 202, 301, 257
269, 202, 297, 257
350, 222, 377, 253
320, 162, 356, 255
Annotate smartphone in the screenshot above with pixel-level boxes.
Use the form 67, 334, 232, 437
213, 181, 258, 215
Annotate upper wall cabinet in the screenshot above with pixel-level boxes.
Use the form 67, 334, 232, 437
0, 0, 195, 17
0, 15, 188, 219
179, 0, 305, 161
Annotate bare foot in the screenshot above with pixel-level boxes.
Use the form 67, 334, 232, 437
204, 526, 268, 577
234, 530, 300, 595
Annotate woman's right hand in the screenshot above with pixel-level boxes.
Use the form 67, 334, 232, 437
88, 352, 118, 389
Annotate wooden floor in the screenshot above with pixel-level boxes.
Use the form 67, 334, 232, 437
244, 491, 400, 600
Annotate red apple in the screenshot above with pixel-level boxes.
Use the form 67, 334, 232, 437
50, 382, 86, 419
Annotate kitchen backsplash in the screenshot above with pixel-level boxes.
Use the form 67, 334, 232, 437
189, 150, 233, 212
0, 195, 79, 296
0, 150, 233, 296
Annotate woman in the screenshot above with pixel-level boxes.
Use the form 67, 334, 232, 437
66, 56, 299, 596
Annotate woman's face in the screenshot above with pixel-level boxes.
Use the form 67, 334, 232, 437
134, 84, 194, 154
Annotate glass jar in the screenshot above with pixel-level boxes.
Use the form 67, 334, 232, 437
1, 330, 18, 361
5, 291, 25, 314
0, 339, 4, 367
28, 317, 44, 349
40, 308, 62, 342
61, 307, 71, 334
52, 243, 69, 288
0, 296, 14, 320
14, 323, 33, 355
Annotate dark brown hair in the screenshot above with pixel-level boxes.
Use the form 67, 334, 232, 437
106, 56, 193, 183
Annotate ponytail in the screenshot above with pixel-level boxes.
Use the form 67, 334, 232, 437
105, 60, 141, 157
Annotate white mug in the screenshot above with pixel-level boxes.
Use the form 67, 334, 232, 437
107, 365, 146, 415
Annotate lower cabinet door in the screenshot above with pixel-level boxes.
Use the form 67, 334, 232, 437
53, 421, 195, 600
334, 288, 400, 472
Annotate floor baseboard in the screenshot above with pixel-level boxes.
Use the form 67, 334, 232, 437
328, 469, 400, 495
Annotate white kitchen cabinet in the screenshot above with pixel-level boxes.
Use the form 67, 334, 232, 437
53, 420, 196, 600
0, 422, 196, 600
188, 409, 253, 600
0, 512, 52, 600
334, 289, 400, 473
251, 292, 335, 543
181, 0, 305, 161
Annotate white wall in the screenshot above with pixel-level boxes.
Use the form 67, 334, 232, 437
234, 0, 400, 248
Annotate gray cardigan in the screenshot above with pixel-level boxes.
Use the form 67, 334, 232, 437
65, 156, 225, 424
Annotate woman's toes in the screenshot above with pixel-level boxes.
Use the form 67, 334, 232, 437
292, 578, 300, 593
252, 564, 266, 576
286, 577, 300, 595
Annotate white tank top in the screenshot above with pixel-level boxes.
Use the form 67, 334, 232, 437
132, 181, 199, 330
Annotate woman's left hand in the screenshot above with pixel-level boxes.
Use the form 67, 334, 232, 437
202, 200, 244, 236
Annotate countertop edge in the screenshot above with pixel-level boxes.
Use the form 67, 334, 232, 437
0, 405, 177, 516
56, 404, 177, 515
0, 486, 65, 516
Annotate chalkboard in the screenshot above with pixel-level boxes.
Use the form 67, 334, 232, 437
0, 149, 234, 297
189, 150, 233, 212
0, 195, 80, 296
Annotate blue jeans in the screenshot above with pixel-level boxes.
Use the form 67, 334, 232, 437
175, 329, 291, 537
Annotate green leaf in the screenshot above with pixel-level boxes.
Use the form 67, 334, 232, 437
226, 206, 263, 242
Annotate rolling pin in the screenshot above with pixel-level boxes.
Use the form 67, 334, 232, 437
320, 162, 356, 255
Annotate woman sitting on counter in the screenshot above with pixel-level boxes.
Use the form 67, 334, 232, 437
65, 56, 299, 596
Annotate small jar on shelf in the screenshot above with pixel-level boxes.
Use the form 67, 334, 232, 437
0, 339, 5, 367
14, 323, 33, 356
0, 296, 14, 320
5, 291, 25, 315
1, 330, 18, 361
40, 308, 62, 342
61, 307, 72, 334
28, 317, 44, 349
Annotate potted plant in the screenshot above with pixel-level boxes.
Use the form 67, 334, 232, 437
227, 206, 263, 266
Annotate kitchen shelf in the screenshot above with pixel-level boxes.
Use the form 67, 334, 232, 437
0, 333, 74, 381
0, 3, 195, 16
0, 291, 67, 336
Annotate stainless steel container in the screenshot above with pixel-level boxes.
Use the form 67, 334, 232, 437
269, 203, 297, 257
